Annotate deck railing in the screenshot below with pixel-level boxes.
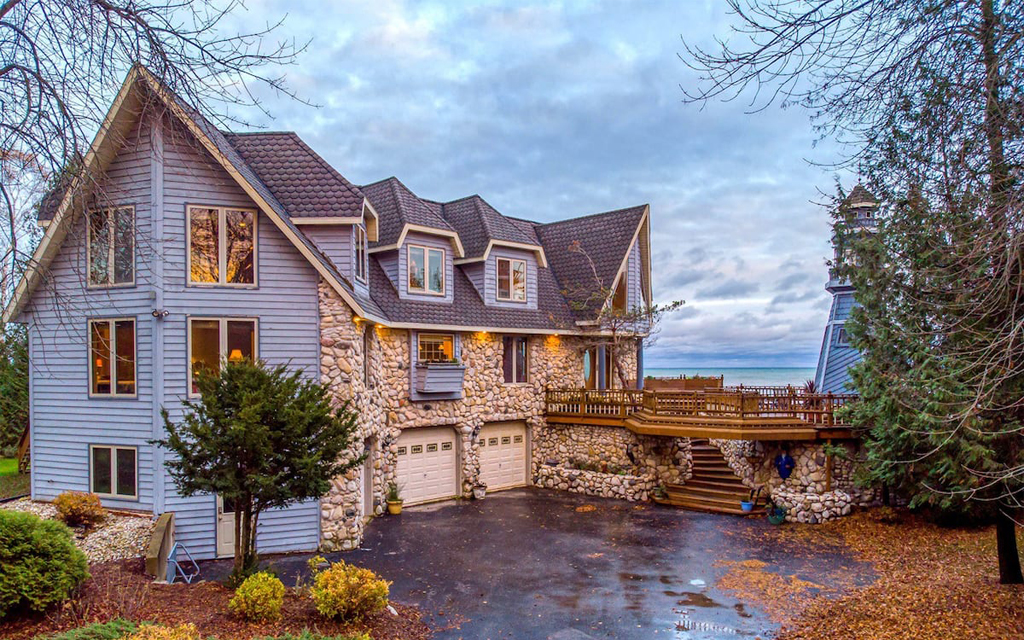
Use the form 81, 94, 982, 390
545, 387, 855, 427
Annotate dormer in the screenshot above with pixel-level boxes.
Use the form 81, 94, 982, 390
362, 177, 464, 303
439, 195, 546, 309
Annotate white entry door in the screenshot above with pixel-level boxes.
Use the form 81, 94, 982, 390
395, 427, 458, 505
216, 495, 235, 558
479, 421, 528, 491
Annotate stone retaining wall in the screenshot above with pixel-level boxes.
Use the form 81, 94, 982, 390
535, 465, 653, 502
772, 488, 853, 524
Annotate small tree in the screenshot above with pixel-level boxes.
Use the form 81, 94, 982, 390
157, 359, 358, 579
563, 240, 683, 387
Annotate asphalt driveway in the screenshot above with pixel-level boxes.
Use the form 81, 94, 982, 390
206, 488, 870, 639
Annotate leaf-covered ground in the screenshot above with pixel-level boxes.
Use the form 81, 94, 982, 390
715, 510, 1024, 639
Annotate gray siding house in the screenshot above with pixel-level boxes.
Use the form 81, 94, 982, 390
5, 66, 654, 558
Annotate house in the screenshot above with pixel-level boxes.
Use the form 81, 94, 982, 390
814, 185, 878, 394
2, 66, 652, 558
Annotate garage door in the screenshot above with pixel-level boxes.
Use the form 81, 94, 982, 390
396, 427, 458, 505
479, 422, 527, 491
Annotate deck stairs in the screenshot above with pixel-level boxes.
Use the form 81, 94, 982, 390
660, 439, 753, 515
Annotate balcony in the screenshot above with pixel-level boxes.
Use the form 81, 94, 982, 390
545, 387, 856, 441
414, 362, 466, 395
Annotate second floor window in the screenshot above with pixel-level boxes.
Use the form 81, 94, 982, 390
408, 245, 444, 295
89, 318, 136, 396
189, 206, 256, 286
503, 336, 529, 383
355, 226, 368, 283
497, 258, 527, 302
88, 207, 134, 286
418, 333, 455, 363
189, 317, 257, 395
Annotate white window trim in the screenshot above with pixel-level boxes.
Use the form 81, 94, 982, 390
186, 205, 259, 288
187, 316, 259, 398
86, 206, 136, 289
496, 257, 528, 303
89, 444, 139, 500
355, 225, 368, 284
417, 332, 456, 364
87, 317, 137, 398
407, 244, 446, 296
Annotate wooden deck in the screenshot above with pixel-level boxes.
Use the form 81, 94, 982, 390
545, 387, 856, 440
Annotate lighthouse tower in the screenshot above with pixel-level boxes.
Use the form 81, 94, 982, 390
813, 185, 878, 394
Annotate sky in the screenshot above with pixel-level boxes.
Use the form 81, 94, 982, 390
223, 0, 853, 368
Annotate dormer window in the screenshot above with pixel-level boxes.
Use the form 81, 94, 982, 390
355, 226, 368, 283
497, 258, 526, 302
408, 245, 444, 295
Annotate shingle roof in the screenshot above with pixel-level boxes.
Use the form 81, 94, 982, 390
438, 195, 540, 258
361, 177, 455, 247
846, 184, 878, 205
367, 255, 576, 330
535, 205, 648, 320
222, 132, 365, 218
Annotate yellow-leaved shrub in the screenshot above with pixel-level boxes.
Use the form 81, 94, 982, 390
127, 623, 201, 640
309, 558, 390, 621
53, 491, 106, 528
229, 571, 286, 622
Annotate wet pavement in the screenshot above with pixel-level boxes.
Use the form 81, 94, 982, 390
204, 488, 871, 639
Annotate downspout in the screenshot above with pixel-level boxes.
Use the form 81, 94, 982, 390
150, 119, 166, 514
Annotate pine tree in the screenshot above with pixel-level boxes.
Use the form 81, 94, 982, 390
157, 359, 359, 579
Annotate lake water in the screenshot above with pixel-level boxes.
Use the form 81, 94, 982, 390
645, 367, 816, 387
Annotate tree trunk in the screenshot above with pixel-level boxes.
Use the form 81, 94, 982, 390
996, 509, 1023, 584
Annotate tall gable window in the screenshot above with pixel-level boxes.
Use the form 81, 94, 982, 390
418, 333, 455, 363
355, 226, 368, 283
189, 317, 256, 395
497, 258, 527, 302
88, 207, 134, 286
408, 245, 444, 295
503, 336, 529, 383
89, 318, 136, 396
612, 271, 628, 311
188, 206, 256, 286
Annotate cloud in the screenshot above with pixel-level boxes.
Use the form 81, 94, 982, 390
225, 0, 850, 367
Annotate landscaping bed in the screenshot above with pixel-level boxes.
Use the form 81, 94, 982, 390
715, 509, 1024, 640
0, 498, 153, 563
0, 558, 432, 640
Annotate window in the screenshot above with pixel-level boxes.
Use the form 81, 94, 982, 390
90, 445, 137, 499
418, 333, 455, 363
408, 245, 445, 295
503, 336, 529, 383
189, 318, 257, 395
836, 326, 850, 346
88, 207, 135, 286
89, 318, 136, 396
613, 271, 628, 311
355, 226, 368, 283
497, 258, 527, 302
188, 206, 256, 286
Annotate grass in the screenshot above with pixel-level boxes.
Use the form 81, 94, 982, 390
0, 456, 29, 500
0, 457, 19, 476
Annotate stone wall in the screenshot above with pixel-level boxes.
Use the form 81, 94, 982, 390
318, 282, 645, 549
772, 488, 853, 523
535, 465, 652, 502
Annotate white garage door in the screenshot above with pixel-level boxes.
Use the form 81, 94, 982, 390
396, 427, 458, 505
479, 422, 527, 491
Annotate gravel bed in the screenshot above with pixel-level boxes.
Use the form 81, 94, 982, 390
1, 498, 155, 564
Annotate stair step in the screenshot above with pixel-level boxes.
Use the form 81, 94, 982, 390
658, 496, 753, 516
674, 485, 748, 500
665, 490, 748, 509
691, 469, 743, 479
686, 478, 750, 491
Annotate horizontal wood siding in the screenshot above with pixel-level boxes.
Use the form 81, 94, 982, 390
626, 240, 642, 309
157, 116, 322, 559
303, 224, 354, 279
397, 231, 454, 303
378, 250, 399, 288
484, 247, 538, 310
462, 262, 485, 300
27, 117, 156, 510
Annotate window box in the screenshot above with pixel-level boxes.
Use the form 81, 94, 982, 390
414, 362, 466, 394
